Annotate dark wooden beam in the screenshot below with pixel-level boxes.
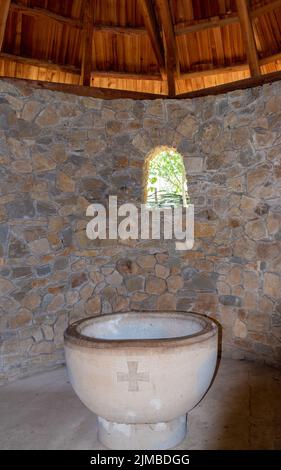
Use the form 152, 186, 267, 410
0, 52, 80, 74
94, 70, 162, 81
156, 0, 178, 97
0, 76, 166, 99
139, 0, 166, 79
80, 0, 95, 87
175, 12, 238, 35
236, 0, 260, 77
14, 11, 22, 55
175, 51, 281, 80
3, 49, 281, 84
260, 51, 281, 67
10, 2, 82, 28
94, 24, 146, 36
251, 0, 281, 18
0, 0, 11, 51
180, 62, 249, 80
1, 70, 281, 101
177, 70, 281, 99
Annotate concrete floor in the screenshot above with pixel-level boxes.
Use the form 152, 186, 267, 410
0, 358, 280, 450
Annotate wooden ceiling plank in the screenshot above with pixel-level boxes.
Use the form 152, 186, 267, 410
10, 2, 83, 29
236, 0, 260, 77
8, 0, 281, 38
156, 0, 178, 97
139, 0, 166, 78
80, 0, 95, 87
0, 0, 11, 51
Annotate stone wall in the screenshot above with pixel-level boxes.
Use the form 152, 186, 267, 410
0, 78, 281, 384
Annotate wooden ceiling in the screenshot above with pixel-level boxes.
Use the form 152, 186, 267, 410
0, 0, 281, 98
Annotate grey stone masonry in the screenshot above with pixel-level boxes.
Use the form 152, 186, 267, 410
0, 78, 281, 384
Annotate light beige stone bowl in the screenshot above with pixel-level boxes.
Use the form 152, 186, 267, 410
64, 311, 218, 450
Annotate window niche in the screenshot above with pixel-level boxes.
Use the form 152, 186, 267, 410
143, 146, 189, 209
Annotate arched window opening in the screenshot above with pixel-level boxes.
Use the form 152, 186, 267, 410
144, 147, 189, 208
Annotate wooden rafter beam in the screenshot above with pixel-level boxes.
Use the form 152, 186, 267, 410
155, 0, 178, 97
260, 51, 281, 67
2, 69, 281, 101
0, 52, 80, 74
139, 0, 166, 79
236, 0, 260, 77
177, 70, 281, 99
0, 51, 164, 81
9, 2, 83, 28
251, 0, 281, 18
0, 77, 166, 99
93, 70, 162, 81
175, 12, 238, 35
0, 0, 11, 51
2, 50, 281, 83
180, 52, 281, 80
94, 24, 146, 36
80, 0, 95, 87
180, 62, 249, 80
14, 11, 22, 55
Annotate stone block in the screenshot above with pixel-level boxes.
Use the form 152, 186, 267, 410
12, 267, 32, 278
56, 171, 76, 193
177, 115, 198, 139
106, 270, 123, 287
30, 341, 54, 356
0, 277, 15, 295
6, 197, 35, 218
264, 273, 280, 298
137, 255, 156, 270
85, 296, 102, 315
187, 273, 217, 292
29, 238, 50, 255
125, 276, 145, 293
71, 272, 88, 288
22, 291, 41, 309
233, 319, 247, 338
184, 157, 203, 174
146, 276, 166, 295
156, 293, 176, 310
32, 153, 56, 172
155, 264, 170, 279
194, 222, 216, 238
9, 309, 32, 329
219, 295, 242, 307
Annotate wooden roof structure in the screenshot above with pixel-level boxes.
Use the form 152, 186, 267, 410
0, 0, 281, 99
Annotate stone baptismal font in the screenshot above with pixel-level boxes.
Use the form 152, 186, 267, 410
64, 311, 218, 449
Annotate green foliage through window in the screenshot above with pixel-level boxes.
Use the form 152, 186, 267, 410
146, 148, 189, 208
